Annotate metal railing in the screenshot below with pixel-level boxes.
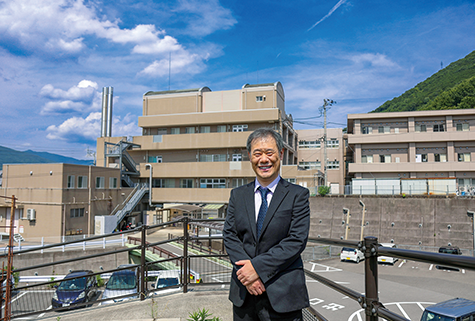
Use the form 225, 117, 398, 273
306, 236, 475, 321
0, 218, 231, 320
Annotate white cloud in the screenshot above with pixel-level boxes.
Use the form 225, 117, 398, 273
40, 80, 98, 101
0, 0, 186, 56
46, 112, 140, 142
349, 53, 399, 68
139, 50, 205, 77
308, 0, 347, 31
41, 100, 89, 115
175, 0, 237, 37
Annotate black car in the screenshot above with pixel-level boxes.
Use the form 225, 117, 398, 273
436, 246, 462, 271
52, 270, 97, 309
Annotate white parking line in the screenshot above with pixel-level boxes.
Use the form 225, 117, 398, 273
37, 305, 52, 318
398, 260, 405, 268
396, 303, 411, 320
310, 262, 342, 272
429, 264, 433, 270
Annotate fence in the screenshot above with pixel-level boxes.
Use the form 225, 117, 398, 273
0, 218, 231, 320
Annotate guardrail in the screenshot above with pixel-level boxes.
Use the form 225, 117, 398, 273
307, 236, 475, 321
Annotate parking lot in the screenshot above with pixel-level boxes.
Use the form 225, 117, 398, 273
305, 257, 475, 321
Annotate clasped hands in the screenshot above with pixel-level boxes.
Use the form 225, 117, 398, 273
236, 260, 266, 296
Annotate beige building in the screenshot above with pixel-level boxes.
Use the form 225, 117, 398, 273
347, 109, 475, 194
0, 164, 133, 241
97, 82, 326, 211
296, 128, 345, 193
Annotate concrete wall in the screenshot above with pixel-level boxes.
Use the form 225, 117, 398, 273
309, 196, 475, 249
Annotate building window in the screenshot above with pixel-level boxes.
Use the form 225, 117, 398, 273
78, 176, 87, 188
186, 127, 195, 134
327, 161, 340, 169
180, 179, 194, 188
200, 178, 226, 188
284, 178, 297, 184
70, 208, 85, 218
361, 126, 372, 134
67, 175, 75, 188
171, 128, 180, 135
200, 126, 210, 133
109, 177, 118, 189
361, 155, 373, 163
152, 179, 175, 188
256, 96, 264, 102
378, 126, 389, 134
379, 155, 391, 163
434, 153, 447, 162
148, 156, 162, 163
456, 123, 469, 131
232, 154, 242, 162
416, 154, 428, 162
232, 178, 248, 188
157, 128, 167, 135
433, 124, 445, 132
200, 154, 227, 162
415, 124, 427, 132
96, 177, 105, 189
326, 139, 339, 148
298, 140, 321, 149
217, 125, 226, 133
299, 161, 321, 170
458, 153, 471, 162
232, 125, 248, 132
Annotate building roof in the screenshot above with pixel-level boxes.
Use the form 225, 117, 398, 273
144, 87, 211, 96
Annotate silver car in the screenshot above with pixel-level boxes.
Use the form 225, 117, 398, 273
100, 270, 137, 305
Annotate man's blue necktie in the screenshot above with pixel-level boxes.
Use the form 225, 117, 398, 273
256, 187, 269, 238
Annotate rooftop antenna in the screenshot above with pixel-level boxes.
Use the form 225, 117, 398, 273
86, 147, 96, 166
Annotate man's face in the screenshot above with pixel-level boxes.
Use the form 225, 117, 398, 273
249, 136, 283, 186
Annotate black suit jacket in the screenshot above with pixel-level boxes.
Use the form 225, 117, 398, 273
223, 178, 310, 313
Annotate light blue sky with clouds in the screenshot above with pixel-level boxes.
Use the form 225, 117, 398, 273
1, 0, 474, 159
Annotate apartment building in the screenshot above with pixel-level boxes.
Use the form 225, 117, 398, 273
0, 164, 133, 241
96, 82, 309, 209
296, 128, 345, 193
347, 109, 475, 194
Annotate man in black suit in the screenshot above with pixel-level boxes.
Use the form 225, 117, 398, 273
223, 128, 310, 321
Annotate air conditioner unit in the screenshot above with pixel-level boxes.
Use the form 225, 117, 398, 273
26, 208, 36, 221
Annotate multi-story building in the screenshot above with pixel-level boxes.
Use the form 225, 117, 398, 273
296, 128, 345, 193
346, 109, 475, 194
0, 164, 132, 241
97, 82, 305, 212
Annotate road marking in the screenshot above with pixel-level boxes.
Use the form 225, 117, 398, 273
310, 298, 324, 305
396, 303, 411, 320
429, 264, 433, 270
310, 262, 342, 272
307, 280, 350, 285
462, 269, 465, 274
2, 291, 27, 309
398, 260, 405, 268
37, 305, 52, 318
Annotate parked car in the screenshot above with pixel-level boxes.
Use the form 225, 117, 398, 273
420, 298, 475, 321
52, 270, 97, 309
1, 274, 15, 301
436, 246, 462, 271
100, 269, 138, 305
378, 243, 398, 265
152, 270, 181, 291
340, 247, 364, 263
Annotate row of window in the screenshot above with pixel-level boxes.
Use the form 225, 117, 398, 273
155, 124, 249, 136
147, 154, 244, 163
361, 123, 471, 134
361, 153, 472, 163
67, 176, 118, 189
298, 161, 340, 170
298, 139, 340, 149
70, 208, 85, 218
152, 178, 251, 189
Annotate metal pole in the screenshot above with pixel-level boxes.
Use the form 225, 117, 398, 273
343, 208, 350, 240
5, 195, 16, 321
359, 200, 366, 241
364, 236, 379, 321
183, 217, 189, 293
468, 211, 475, 257
145, 164, 153, 208
140, 225, 146, 301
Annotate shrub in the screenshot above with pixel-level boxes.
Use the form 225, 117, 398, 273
318, 186, 331, 196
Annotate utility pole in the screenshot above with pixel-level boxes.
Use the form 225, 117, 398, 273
322, 99, 335, 187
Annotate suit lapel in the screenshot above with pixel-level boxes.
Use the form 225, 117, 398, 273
259, 179, 289, 240
244, 182, 257, 240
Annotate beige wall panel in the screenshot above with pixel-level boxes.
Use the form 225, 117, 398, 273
243, 89, 275, 110
144, 95, 199, 116
140, 161, 255, 178
203, 90, 241, 112
138, 109, 280, 128
3, 164, 64, 189
150, 188, 232, 203
349, 161, 474, 173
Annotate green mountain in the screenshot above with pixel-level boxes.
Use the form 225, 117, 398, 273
373, 50, 475, 113
0, 145, 93, 170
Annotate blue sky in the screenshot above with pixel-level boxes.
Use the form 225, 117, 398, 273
1, 0, 474, 159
